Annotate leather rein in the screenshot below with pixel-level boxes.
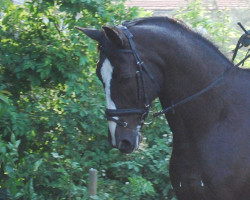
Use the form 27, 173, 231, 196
105, 25, 235, 128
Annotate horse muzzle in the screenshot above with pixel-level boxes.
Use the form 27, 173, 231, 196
118, 139, 135, 154
108, 129, 142, 154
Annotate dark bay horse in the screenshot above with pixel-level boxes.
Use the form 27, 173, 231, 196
76, 17, 250, 200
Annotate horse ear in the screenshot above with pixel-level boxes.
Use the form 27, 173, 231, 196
102, 26, 124, 47
74, 26, 102, 42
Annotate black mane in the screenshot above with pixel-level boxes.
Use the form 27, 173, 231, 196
122, 16, 179, 27
122, 17, 232, 64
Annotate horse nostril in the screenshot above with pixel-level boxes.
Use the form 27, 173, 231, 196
118, 140, 133, 153
119, 140, 131, 149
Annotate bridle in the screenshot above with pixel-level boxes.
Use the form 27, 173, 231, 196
105, 25, 235, 128
105, 25, 160, 128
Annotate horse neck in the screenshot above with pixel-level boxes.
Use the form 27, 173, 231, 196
145, 25, 234, 135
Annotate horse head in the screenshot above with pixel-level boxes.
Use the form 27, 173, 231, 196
75, 25, 161, 153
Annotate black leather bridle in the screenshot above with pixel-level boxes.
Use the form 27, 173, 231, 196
105, 25, 235, 128
105, 25, 160, 128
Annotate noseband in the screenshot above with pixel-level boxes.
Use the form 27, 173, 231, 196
105, 25, 160, 128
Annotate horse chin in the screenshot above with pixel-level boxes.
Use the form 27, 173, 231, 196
108, 140, 134, 153
118, 148, 134, 154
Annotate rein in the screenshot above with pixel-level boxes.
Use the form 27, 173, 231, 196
105, 25, 235, 127
153, 66, 235, 117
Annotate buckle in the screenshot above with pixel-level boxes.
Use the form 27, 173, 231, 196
122, 122, 128, 128
137, 61, 144, 66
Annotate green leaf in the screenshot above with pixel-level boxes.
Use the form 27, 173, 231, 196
51, 152, 65, 159
5, 165, 14, 174
34, 158, 43, 171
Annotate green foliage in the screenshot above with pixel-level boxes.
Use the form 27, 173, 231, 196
0, 0, 152, 199
175, 0, 234, 46
0, 90, 10, 117
0, 0, 248, 200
